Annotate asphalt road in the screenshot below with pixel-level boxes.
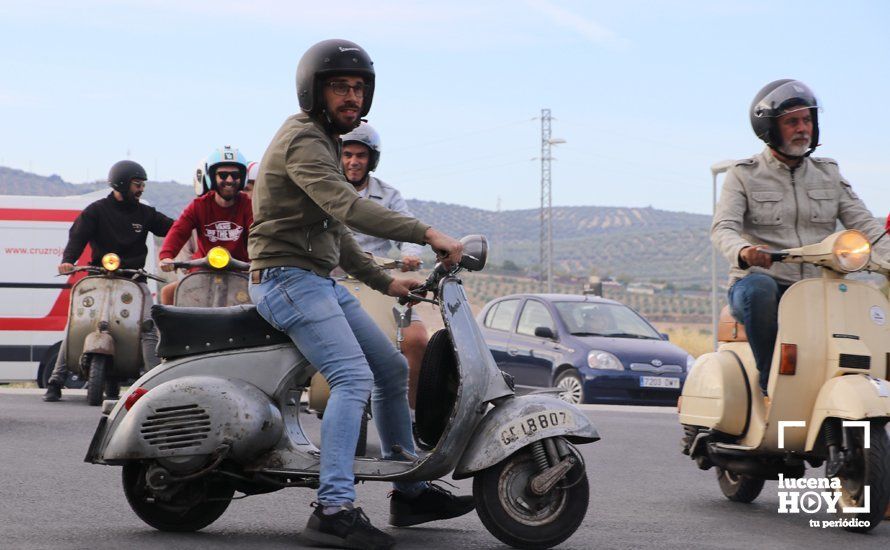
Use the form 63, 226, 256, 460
1, 389, 888, 550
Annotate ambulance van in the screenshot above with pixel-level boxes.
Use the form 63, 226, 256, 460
0, 191, 158, 385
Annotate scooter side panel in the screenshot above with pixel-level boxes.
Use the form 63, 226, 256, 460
678, 346, 749, 435
805, 374, 890, 451
102, 375, 283, 463
452, 395, 598, 479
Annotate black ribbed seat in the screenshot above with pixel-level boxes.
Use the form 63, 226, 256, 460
152, 304, 291, 359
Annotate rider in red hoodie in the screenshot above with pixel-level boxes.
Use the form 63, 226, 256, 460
158, 146, 253, 304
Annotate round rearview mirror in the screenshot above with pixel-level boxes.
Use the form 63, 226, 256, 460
459, 235, 488, 272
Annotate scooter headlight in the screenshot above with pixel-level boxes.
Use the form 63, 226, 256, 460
207, 246, 231, 269
832, 230, 870, 272
587, 350, 623, 370
101, 253, 121, 271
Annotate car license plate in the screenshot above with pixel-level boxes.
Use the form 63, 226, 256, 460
499, 410, 576, 446
640, 376, 680, 389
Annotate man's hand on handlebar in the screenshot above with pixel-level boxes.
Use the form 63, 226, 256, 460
386, 276, 424, 299
159, 258, 176, 273
740, 245, 773, 268
424, 228, 462, 268
58, 263, 75, 275
400, 256, 422, 272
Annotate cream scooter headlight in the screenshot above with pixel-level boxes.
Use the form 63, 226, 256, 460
832, 230, 870, 272
587, 350, 623, 370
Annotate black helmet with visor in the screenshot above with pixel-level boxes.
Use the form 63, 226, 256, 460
750, 79, 820, 156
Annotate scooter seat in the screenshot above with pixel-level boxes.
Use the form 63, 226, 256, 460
152, 304, 291, 360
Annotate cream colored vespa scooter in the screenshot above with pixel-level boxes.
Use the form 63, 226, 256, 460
679, 229, 890, 532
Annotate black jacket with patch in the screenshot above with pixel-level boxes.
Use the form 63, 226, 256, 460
62, 192, 174, 269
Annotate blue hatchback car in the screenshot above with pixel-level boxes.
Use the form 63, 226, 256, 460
477, 294, 693, 405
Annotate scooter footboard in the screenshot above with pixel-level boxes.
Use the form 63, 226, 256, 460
95, 375, 284, 464
452, 396, 598, 479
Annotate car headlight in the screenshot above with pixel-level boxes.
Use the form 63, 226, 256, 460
587, 350, 623, 370
686, 354, 695, 373
833, 230, 870, 272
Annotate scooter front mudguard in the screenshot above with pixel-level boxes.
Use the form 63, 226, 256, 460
805, 374, 890, 451
452, 395, 599, 479
92, 375, 283, 465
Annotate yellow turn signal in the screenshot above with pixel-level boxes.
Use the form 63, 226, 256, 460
207, 246, 231, 269
102, 253, 121, 271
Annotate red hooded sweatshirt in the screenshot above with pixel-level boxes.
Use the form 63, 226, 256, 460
159, 191, 252, 262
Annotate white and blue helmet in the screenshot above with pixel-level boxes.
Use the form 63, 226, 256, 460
203, 145, 249, 193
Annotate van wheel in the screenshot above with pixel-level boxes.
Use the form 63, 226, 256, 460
554, 371, 584, 405
86, 355, 107, 406
835, 420, 890, 532
716, 468, 764, 502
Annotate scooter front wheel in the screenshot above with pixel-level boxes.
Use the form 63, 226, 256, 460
835, 420, 890, 533
86, 355, 107, 407
122, 462, 234, 532
473, 442, 588, 549
716, 468, 764, 503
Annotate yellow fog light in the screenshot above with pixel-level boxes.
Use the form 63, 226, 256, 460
102, 253, 121, 271
207, 247, 231, 269
832, 230, 870, 272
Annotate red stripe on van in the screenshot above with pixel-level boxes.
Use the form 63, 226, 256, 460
0, 246, 90, 331
0, 208, 82, 222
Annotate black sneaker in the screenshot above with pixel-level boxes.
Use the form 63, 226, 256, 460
302, 504, 395, 550
43, 382, 62, 402
105, 380, 120, 401
389, 483, 475, 527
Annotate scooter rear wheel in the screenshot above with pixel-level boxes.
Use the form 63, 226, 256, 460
716, 468, 764, 503
122, 462, 234, 532
473, 442, 588, 549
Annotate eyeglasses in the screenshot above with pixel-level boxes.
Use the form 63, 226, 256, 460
216, 171, 242, 182
327, 81, 370, 98
130, 180, 146, 188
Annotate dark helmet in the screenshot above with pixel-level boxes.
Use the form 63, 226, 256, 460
108, 160, 147, 193
296, 39, 375, 118
341, 122, 381, 171
750, 79, 820, 154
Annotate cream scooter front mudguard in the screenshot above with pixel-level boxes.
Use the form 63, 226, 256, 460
804, 374, 890, 451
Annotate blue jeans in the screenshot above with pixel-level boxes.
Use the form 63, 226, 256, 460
728, 273, 789, 393
249, 267, 425, 506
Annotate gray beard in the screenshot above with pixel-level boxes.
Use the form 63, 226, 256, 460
779, 135, 811, 157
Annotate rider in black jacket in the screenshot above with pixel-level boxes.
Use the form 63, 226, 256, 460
44, 160, 174, 402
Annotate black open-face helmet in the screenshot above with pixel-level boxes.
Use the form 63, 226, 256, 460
296, 39, 375, 118
108, 160, 147, 193
750, 79, 820, 154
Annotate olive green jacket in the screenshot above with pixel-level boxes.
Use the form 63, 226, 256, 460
248, 113, 429, 292
711, 148, 889, 286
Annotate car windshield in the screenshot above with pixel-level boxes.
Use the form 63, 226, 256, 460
553, 301, 661, 339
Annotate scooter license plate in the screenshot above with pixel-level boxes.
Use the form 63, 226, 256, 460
640, 376, 679, 389
499, 410, 576, 446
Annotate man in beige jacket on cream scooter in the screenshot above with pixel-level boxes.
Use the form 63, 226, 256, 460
711, 79, 889, 396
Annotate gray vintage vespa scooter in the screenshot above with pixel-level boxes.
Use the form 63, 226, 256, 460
62, 253, 165, 406
85, 236, 599, 549
169, 246, 251, 307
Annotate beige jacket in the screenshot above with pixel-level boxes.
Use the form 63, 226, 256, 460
248, 113, 430, 292
711, 148, 888, 286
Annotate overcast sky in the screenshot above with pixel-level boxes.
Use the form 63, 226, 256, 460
1, 0, 888, 216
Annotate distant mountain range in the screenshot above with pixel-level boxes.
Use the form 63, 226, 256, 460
0, 166, 727, 287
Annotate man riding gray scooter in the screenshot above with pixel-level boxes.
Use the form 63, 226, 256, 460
247, 39, 472, 549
